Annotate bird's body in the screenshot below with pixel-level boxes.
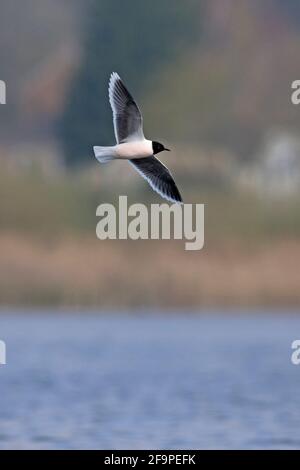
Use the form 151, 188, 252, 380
115, 139, 153, 159
93, 139, 152, 161
93, 72, 182, 203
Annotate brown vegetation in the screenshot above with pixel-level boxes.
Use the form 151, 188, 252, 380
1, 233, 299, 308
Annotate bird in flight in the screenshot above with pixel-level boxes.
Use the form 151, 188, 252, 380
93, 72, 182, 204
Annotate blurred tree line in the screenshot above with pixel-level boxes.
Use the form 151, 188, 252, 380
2, 0, 300, 171
59, 0, 202, 167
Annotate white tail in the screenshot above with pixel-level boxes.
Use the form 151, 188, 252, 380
93, 146, 116, 163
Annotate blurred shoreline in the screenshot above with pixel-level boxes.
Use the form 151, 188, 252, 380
1, 162, 300, 310
1, 233, 299, 308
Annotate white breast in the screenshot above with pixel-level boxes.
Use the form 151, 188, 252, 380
115, 140, 153, 159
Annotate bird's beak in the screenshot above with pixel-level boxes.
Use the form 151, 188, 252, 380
165, 148, 171, 152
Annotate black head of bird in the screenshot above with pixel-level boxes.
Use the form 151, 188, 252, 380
152, 141, 170, 155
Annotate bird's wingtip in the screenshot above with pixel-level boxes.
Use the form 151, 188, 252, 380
174, 197, 183, 205
108, 72, 121, 94
110, 71, 120, 81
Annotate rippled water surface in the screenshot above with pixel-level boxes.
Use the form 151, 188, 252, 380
0, 311, 300, 449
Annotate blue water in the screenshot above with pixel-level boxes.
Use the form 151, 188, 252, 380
0, 311, 300, 449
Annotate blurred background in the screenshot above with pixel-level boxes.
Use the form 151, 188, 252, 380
1, 0, 300, 451
0, 0, 300, 308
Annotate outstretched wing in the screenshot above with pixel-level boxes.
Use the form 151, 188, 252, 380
130, 156, 182, 204
108, 72, 144, 144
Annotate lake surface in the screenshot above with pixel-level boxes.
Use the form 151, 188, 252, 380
0, 311, 300, 449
